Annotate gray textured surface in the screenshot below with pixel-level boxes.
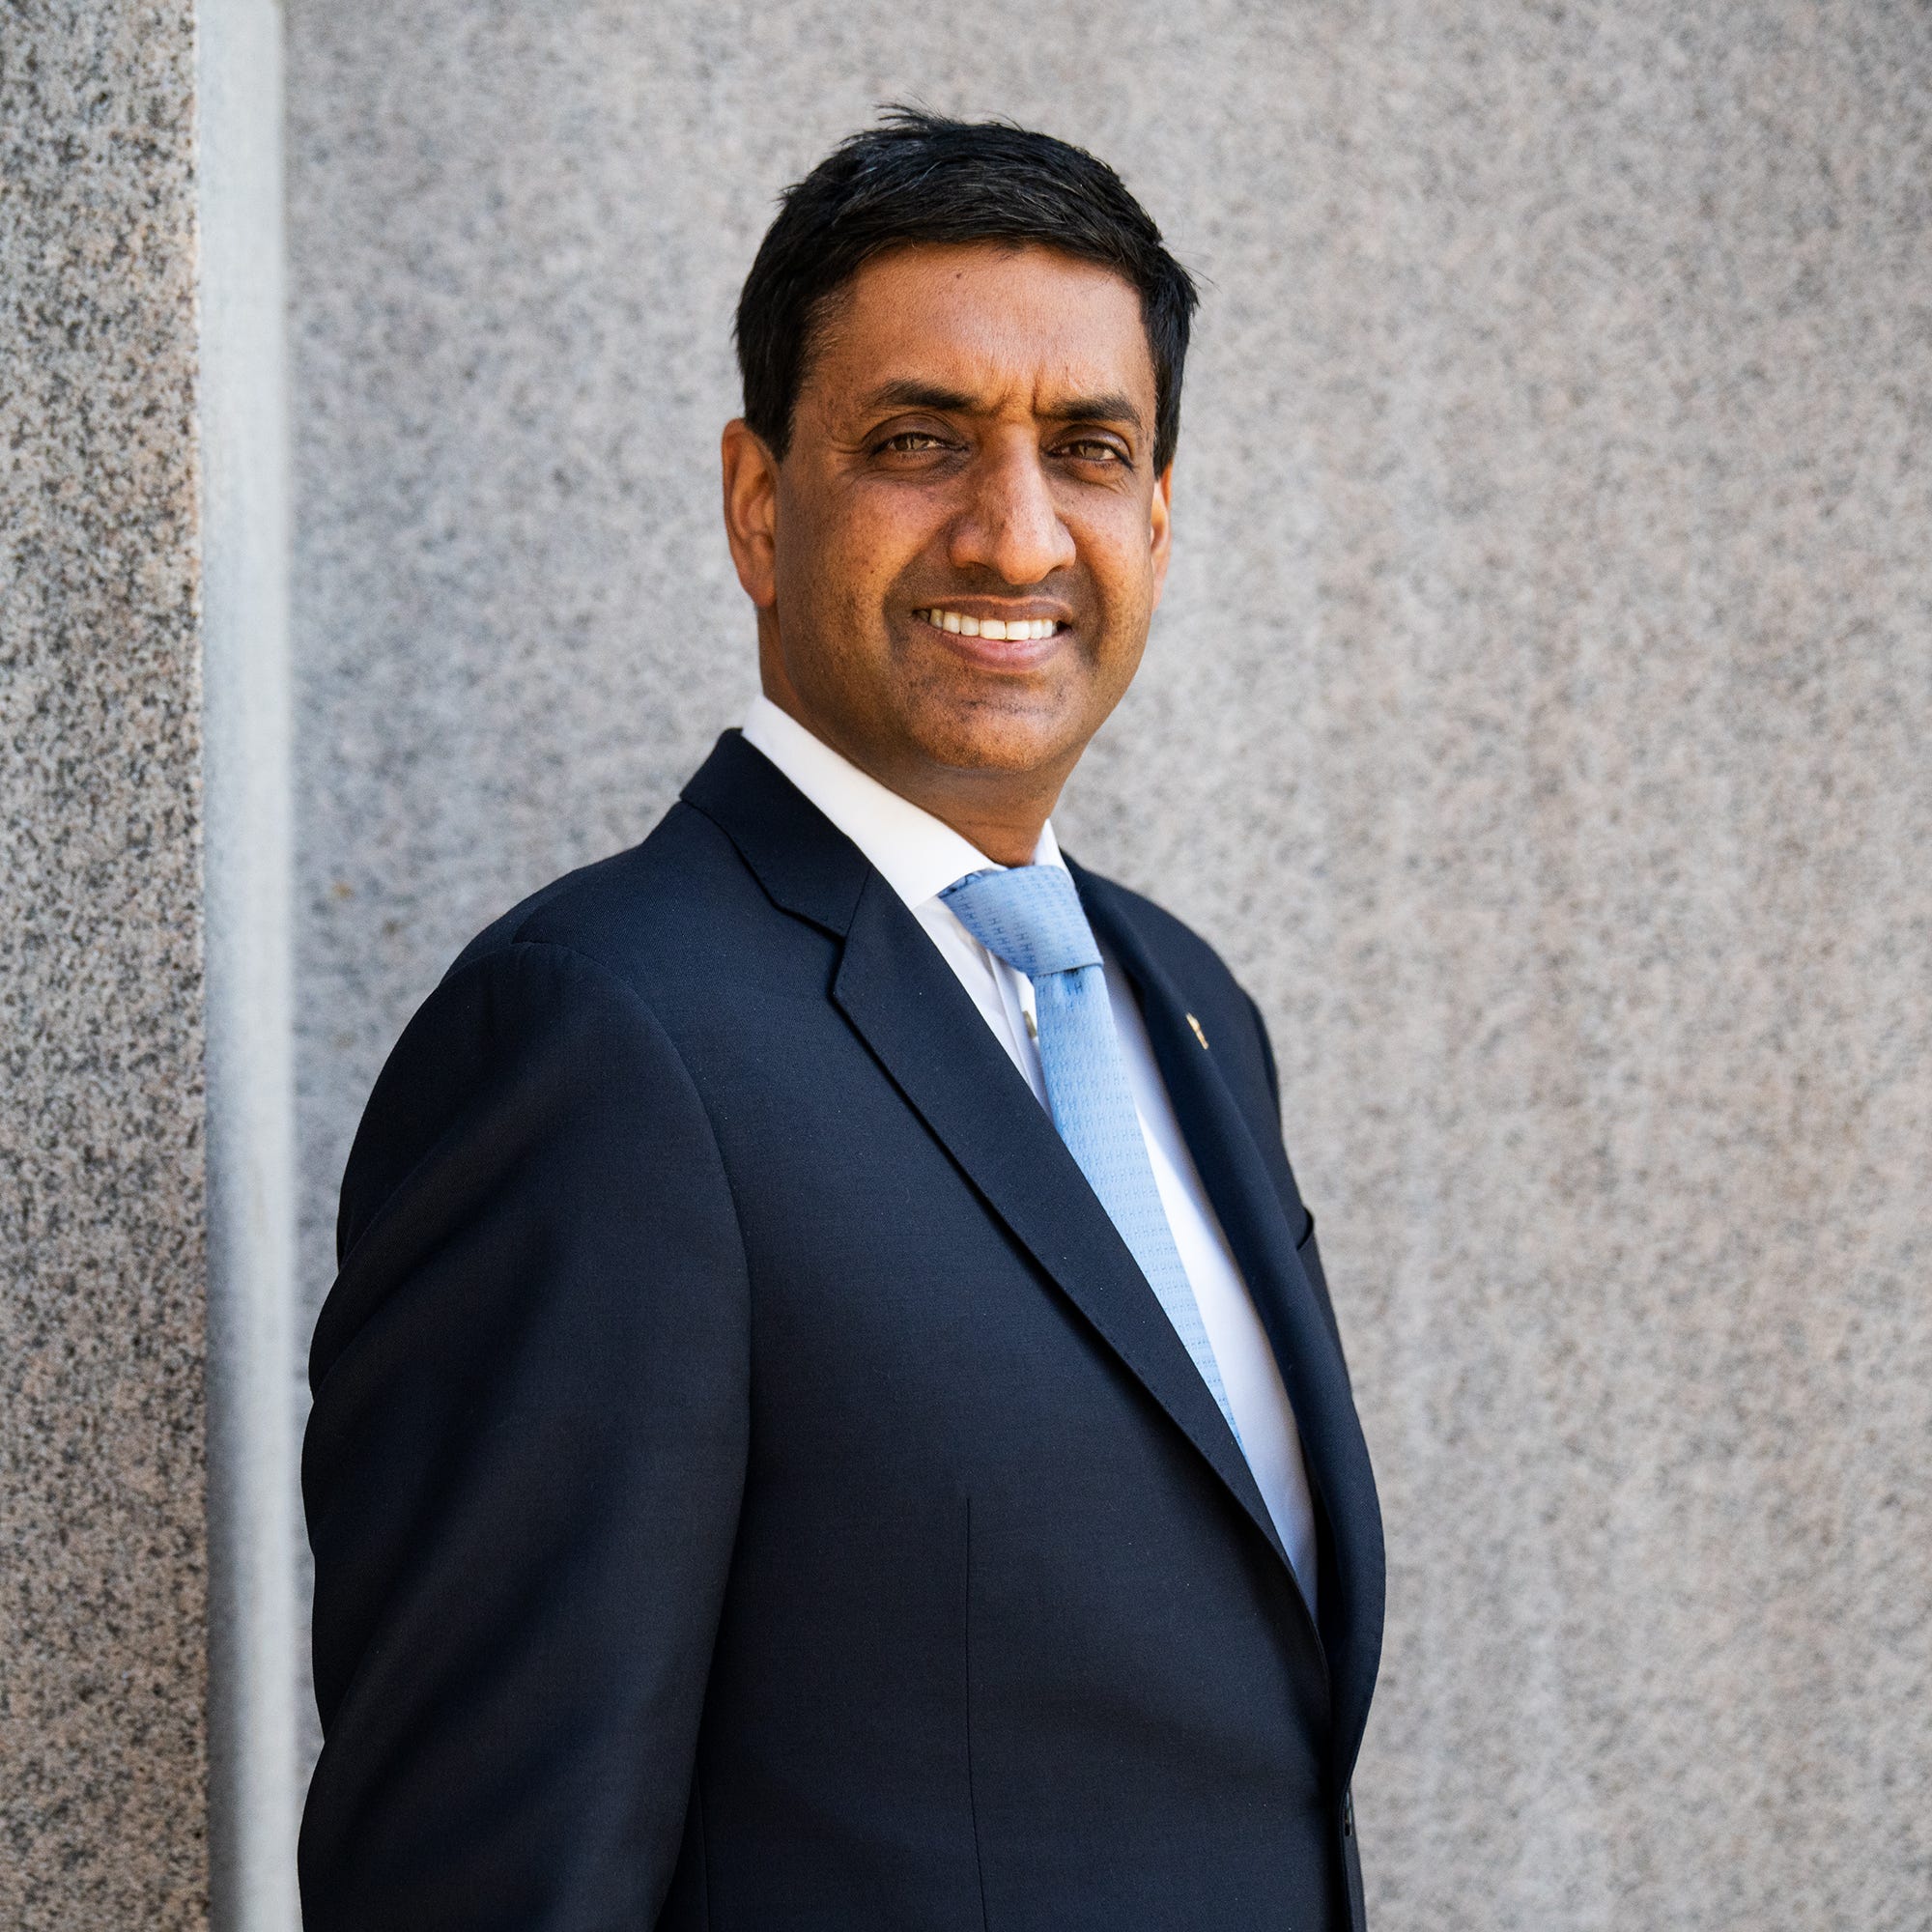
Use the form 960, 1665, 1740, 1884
288, 1, 1932, 1923
0, 3, 210, 1924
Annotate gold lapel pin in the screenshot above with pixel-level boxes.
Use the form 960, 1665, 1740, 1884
1186, 1012, 1209, 1050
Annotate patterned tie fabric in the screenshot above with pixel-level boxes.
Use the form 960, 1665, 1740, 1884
942, 864, 1239, 1440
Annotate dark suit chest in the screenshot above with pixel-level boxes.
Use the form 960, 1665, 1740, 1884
658, 949, 1344, 1907
666, 967, 1196, 1494
643, 846, 1287, 1475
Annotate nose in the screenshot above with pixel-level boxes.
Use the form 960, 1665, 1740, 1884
948, 434, 1077, 586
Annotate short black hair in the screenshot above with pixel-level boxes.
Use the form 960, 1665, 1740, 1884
735, 107, 1199, 472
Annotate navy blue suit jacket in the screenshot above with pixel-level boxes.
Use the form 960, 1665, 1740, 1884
301, 732, 1383, 1931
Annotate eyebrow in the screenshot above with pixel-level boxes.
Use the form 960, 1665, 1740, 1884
859, 379, 1146, 435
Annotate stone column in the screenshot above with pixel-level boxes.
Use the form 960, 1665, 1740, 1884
1, 5, 210, 1921
1, 3, 296, 1926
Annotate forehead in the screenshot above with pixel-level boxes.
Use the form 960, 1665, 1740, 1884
804, 242, 1155, 420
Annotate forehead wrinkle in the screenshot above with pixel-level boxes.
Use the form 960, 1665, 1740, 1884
933, 313, 1147, 417
806, 248, 1157, 436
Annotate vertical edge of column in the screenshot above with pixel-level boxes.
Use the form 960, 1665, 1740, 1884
196, 0, 300, 1925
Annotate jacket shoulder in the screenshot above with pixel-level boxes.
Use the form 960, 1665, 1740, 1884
442, 797, 759, 992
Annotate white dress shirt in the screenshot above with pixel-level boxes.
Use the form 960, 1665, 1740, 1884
740, 695, 1320, 1611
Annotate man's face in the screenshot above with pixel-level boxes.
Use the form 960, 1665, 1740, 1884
724, 241, 1173, 812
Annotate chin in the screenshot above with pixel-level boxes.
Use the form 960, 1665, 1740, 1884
910, 703, 1079, 777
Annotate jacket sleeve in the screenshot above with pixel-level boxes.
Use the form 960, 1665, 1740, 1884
299, 939, 749, 1931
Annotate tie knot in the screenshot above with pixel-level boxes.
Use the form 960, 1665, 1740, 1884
941, 864, 1101, 980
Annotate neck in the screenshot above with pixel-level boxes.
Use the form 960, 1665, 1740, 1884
908, 780, 1055, 868
758, 684, 1063, 869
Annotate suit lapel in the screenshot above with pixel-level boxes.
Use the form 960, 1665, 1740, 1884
832, 870, 1293, 1573
1074, 862, 1386, 1784
681, 735, 1292, 1577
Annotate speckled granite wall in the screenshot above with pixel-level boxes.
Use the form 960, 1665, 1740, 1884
289, 2, 1932, 1923
0, 3, 210, 1925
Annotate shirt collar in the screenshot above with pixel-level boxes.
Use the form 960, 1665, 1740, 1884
740, 693, 1065, 912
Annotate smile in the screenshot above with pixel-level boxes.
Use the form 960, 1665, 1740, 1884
914, 608, 1065, 640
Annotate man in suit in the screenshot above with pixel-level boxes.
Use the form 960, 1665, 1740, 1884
301, 109, 1382, 1930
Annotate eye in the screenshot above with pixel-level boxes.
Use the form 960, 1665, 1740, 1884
1059, 438, 1128, 465
877, 430, 953, 455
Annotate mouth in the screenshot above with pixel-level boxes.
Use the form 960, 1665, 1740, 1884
912, 606, 1069, 642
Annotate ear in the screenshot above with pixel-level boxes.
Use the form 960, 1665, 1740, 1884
721, 418, 780, 610
1148, 461, 1175, 609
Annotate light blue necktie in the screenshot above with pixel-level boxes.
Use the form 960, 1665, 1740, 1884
942, 864, 1239, 1440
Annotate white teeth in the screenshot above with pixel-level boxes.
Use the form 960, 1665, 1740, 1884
920, 609, 1061, 639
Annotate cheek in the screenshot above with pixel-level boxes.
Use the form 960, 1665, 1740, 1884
780, 516, 884, 655
1079, 517, 1157, 628
831, 484, 935, 590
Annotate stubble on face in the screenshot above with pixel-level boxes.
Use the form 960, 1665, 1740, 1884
730, 241, 1173, 858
